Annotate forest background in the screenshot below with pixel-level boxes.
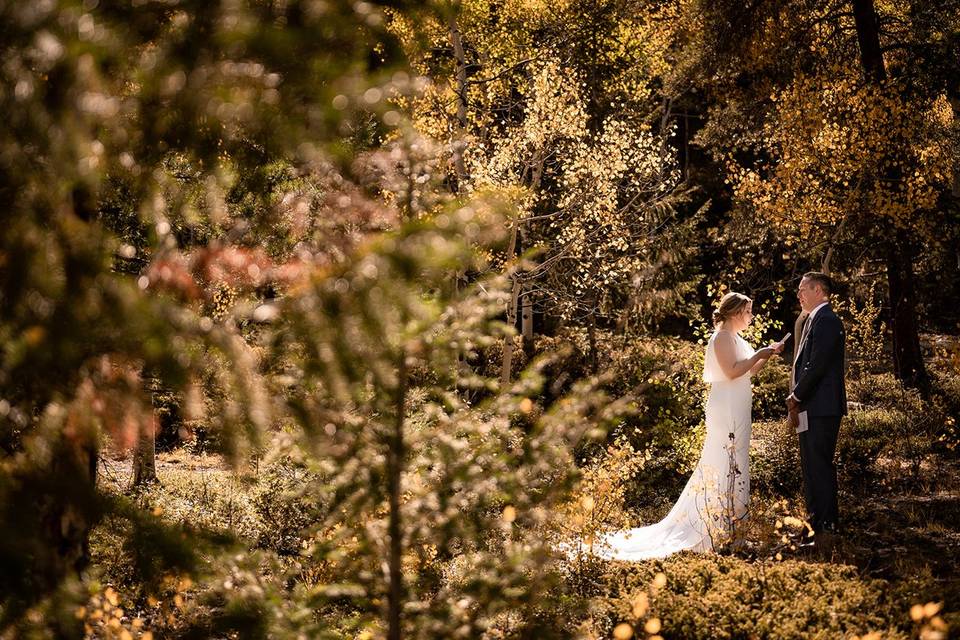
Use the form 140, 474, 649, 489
1, 0, 960, 638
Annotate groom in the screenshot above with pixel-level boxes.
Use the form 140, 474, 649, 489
787, 272, 847, 539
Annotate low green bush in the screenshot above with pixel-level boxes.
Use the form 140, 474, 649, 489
558, 332, 798, 509
125, 455, 324, 557
930, 364, 960, 416
149, 384, 185, 451
587, 554, 920, 640
752, 406, 913, 494
750, 420, 803, 499
837, 408, 897, 476
844, 372, 944, 478
847, 373, 921, 412
930, 364, 960, 455
250, 459, 321, 556
531, 330, 707, 510
751, 358, 791, 422
132, 467, 262, 544
601, 335, 708, 509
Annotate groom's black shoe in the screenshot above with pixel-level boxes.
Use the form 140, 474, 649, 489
797, 524, 840, 556
817, 524, 841, 552
819, 522, 841, 534
797, 537, 817, 550
795, 525, 835, 551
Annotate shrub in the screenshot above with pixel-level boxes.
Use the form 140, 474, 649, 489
753, 405, 918, 494
750, 420, 803, 499
600, 335, 707, 508
835, 286, 887, 378
251, 458, 322, 556
586, 554, 915, 640
539, 330, 705, 443
847, 373, 921, 411
559, 438, 650, 546
527, 330, 707, 511
526, 333, 590, 401
845, 372, 943, 480
751, 358, 791, 421
147, 383, 185, 451
837, 408, 897, 476
929, 364, 960, 455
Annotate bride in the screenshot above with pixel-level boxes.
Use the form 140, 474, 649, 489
591, 292, 786, 560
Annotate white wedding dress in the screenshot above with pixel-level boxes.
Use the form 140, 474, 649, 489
591, 330, 754, 560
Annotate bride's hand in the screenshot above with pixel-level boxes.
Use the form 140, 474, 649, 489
766, 341, 786, 355
756, 346, 777, 359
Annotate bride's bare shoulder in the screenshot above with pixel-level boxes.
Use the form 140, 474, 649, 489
711, 330, 737, 357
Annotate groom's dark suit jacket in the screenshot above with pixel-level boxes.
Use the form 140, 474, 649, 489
792, 305, 847, 417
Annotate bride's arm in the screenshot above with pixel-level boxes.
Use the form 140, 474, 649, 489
749, 358, 768, 375
749, 340, 786, 375
714, 331, 770, 379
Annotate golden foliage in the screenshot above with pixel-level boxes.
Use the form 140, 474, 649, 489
728, 70, 955, 239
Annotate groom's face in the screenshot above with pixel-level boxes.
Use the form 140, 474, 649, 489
797, 278, 821, 312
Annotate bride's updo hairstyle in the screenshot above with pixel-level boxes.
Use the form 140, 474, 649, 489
712, 292, 751, 326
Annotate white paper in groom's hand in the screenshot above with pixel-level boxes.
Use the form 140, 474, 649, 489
796, 410, 809, 433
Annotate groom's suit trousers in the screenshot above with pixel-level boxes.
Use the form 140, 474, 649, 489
798, 415, 841, 531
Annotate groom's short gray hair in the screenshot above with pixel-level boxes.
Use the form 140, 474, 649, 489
803, 271, 832, 295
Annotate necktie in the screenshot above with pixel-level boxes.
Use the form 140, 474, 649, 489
791, 313, 811, 388
795, 314, 812, 364
793, 314, 812, 433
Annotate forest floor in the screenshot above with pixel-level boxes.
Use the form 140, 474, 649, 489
759, 454, 960, 611
96, 443, 960, 637
826, 458, 960, 596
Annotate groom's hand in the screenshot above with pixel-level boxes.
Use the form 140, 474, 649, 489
786, 409, 799, 430
786, 396, 800, 430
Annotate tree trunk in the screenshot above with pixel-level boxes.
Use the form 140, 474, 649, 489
447, 14, 469, 367
521, 285, 534, 362
133, 416, 157, 486
498, 137, 543, 385
851, 0, 887, 83
851, 0, 928, 389
951, 97, 960, 199
500, 201, 522, 386
387, 353, 407, 640
952, 95, 960, 274
588, 307, 598, 375
501, 276, 522, 386
821, 210, 852, 275
447, 13, 468, 192
885, 238, 929, 388
46, 437, 98, 582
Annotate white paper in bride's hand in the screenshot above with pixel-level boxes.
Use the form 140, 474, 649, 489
795, 410, 809, 433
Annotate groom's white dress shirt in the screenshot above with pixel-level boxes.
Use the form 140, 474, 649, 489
791, 301, 829, 433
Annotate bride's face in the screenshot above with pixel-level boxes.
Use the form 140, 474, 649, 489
736, 302, 754, 331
